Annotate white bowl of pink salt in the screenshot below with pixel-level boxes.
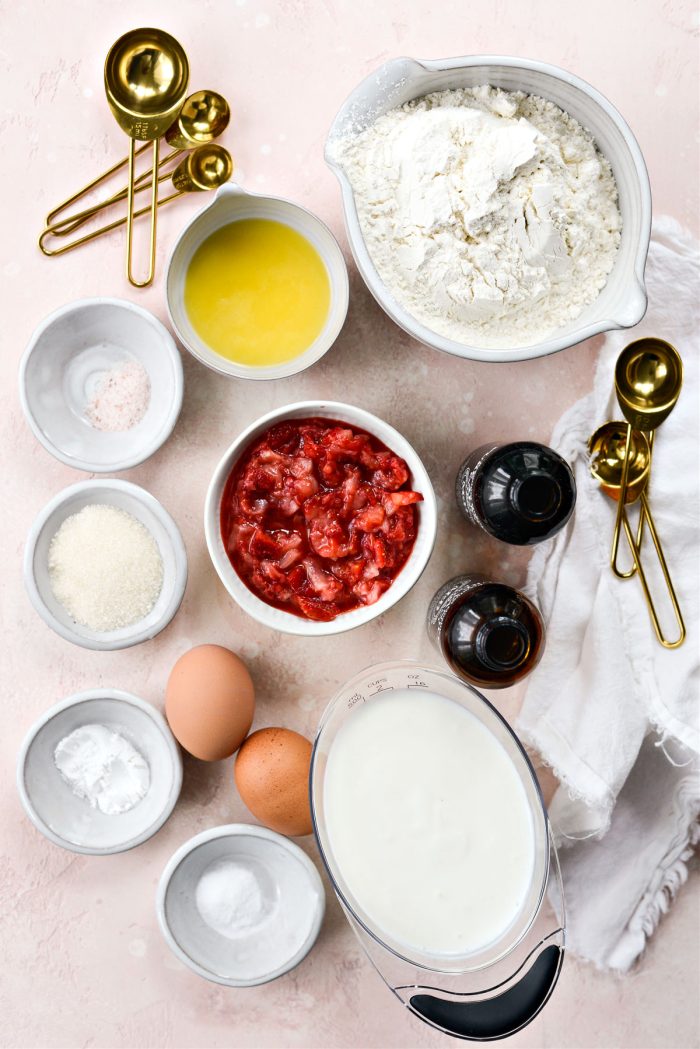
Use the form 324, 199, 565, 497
24, 479, 188, 651
19, 298, 183, 473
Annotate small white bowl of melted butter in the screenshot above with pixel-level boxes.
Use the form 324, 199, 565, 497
166, 184, 349, 380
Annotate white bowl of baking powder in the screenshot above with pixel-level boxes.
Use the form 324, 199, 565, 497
17, 690, 183, 855
326, 55, 651, 363
157, 824, 325, 986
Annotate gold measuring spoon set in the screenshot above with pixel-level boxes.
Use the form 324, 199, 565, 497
588, 338, 686, 649
39, 29, 233, 287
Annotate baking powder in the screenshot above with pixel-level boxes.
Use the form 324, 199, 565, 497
54, 723, 150, 815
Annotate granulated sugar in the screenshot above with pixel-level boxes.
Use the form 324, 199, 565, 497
48, 504, 163, 631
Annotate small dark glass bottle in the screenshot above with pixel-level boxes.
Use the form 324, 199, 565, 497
427, 574, 545, 689
456, 441, 576, 546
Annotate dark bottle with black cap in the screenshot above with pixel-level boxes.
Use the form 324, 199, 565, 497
456, 441, 576, 546
427, 574, 545, 689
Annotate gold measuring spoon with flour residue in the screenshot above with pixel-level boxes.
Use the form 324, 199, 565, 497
39, 145, 234, 257
589, 421, 685, 649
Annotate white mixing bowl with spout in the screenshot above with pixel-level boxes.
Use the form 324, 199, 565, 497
326, 55, 651, 363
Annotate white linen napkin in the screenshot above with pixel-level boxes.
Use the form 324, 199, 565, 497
517, 216, 700, 972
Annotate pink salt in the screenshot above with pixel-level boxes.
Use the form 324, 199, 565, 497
85, 360, 151, 432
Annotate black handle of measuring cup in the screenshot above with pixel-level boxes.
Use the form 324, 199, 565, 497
409, 944, 563, 1042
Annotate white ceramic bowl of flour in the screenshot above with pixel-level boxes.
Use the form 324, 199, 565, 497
157, 825, 325, 986
19, 298, 183, 473
17, 690, 183, 855
24, 479, 188, 651
326, 55, 651, 363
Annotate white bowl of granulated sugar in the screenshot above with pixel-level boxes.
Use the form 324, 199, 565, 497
24, 479, 188, 651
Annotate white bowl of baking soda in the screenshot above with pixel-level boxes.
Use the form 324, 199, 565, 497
157, 824, 325, 986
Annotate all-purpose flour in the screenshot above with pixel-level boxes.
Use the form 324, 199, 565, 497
331, 85, 622, 347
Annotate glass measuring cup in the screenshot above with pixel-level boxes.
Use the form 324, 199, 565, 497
310, 661, 565, 1041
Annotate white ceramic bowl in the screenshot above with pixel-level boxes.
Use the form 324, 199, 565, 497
157, 824, 325, 987
165, 183, 349, 380
24, 479, 188, 651
17, 689, 182, 856
204, 401, 437, 636
19, 298, 183, 472
326, 55, 651, 363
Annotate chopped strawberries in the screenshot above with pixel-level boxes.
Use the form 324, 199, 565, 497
220, 417, 423, 621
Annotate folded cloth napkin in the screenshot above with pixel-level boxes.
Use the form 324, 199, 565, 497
517, 216, 700, 972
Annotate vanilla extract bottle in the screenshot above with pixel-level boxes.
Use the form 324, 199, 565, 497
427, 574, 545, 689
456, 441, 576, 546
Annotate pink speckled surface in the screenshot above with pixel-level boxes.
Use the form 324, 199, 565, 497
2, 1, 699, 1047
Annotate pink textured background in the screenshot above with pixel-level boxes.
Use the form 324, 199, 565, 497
1, 1, 698, 1046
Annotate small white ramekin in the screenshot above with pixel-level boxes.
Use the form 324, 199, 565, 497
165, 183, 349, 380
156, 824, 325, 987
19, 297, 183, 473
24, 479, 188, 651
204, 401, 437, 636
17, 689, 183, 856
326, 55, 651, 363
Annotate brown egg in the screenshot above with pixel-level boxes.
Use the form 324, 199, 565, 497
234, 727, 313, 836
165, 644, 254, 761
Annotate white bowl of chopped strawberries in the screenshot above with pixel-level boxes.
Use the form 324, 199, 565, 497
204, 401, 437, 635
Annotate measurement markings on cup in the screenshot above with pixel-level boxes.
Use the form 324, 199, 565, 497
367, 679, 393, 696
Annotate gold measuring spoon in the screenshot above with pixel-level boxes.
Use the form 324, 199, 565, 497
589, 422, 685, 649
46, 90, 230, 236
589, 422, 651, 504
165, 89, 230, 151
104, 28, 190, 287
39, 145, 233, 257
610, 338, 683, 578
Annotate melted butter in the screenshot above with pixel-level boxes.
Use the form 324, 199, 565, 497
184, 219, 330, 367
